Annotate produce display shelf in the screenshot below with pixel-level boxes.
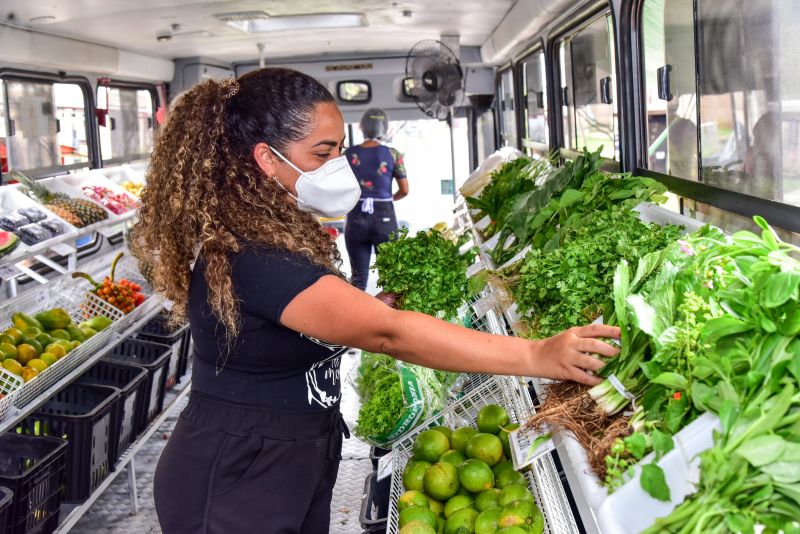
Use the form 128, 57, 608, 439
0, 192, 133, 298
54, 378, 191, 534
0, 298, 164, 436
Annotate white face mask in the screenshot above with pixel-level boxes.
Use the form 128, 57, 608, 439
270, 147, 361, 218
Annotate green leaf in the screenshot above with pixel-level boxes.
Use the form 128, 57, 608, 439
719, 400, 739, 435
558, 188, 583, 209
762, 271, 800, 308
613, 260, 631, 333
624, 432, 648, 459
735, 434, 787, 467
640, 463, 671, 502
651, 372, 689, 390
651, 429, 674, 458
779, 309, 800, 336
762, 461, 800, 484
702, 316, 753, 344
726, 513, 754, 534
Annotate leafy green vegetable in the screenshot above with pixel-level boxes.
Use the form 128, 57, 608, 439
512, 207, 681, 338
640, 463, 671, 502
375, 227, 475, 319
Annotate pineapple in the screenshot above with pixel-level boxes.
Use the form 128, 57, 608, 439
13, 172, 108, 228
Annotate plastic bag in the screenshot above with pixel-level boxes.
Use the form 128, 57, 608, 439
459, 146, 525, 198
353, 352, 446, 448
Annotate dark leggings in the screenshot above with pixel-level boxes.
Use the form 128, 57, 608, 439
344, 202, 398, 291
154, 392, 346, 534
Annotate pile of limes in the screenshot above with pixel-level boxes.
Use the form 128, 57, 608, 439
397, 404, 543, 534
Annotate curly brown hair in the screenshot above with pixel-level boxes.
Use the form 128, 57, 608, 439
131, 68, 342, 340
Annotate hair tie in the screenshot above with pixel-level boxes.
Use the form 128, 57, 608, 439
220, 78, 240, 100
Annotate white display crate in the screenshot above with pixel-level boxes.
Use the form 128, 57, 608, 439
0, 187, 79, 257
386, 375, 579, 534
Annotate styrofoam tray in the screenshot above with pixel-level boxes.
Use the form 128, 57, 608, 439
30, 177, 116, 232
596, 413, 720, 533
0, 187, 79, 257
57, 172, 139, 220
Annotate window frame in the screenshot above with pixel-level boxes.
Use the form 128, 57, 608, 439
516, 43, 551, 156
335, 79, 372, 105
495, 65, 519, 149
96, 79, 159, 167
0, 69, 99, 181
629, 0, 800, 234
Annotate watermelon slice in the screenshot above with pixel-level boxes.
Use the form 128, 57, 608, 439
0, 231, 20, 258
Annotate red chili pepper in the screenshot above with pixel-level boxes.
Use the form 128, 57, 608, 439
673, 392, 682, 400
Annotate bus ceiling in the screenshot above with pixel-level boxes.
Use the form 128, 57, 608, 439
0, 0, 573, 83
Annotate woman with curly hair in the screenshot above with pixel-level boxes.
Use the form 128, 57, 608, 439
135, 67, 619, 534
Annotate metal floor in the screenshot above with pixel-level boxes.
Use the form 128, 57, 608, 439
69, 350, 373, 533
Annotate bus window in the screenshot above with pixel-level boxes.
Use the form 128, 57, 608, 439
521, 51, 548, 155
476, 108, 496, 163
559, 14, 619, 160
54, 84, 90, 167
1, 79, 90, 177
97, 86, 155, 163
643, 0, 698, 179
5, 80, 59, 173
498, 68, 517, 148
644, 0, 800, 207
559, 41, 574, 150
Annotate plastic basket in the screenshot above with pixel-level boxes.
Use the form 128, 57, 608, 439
134, 311, 189, 390
386, 375, 579, 534
104, 338, 171, 433
0, 433, 67, 534
359, 472, 389, 530
0, 368, 23, 423
74, 252, 158, 336
369, 446, 391, 471
17, 383, 120, 502
78, 360, 148, 466
0, 280, 126, 410
0, 485, 13, 534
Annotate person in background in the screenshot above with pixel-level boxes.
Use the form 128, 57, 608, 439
344, 108, 409, 291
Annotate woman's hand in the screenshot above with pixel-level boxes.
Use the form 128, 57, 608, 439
535, 324, 621, 386
374, 291, 399, 308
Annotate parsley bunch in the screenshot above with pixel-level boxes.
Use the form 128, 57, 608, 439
375, 228, 475, 319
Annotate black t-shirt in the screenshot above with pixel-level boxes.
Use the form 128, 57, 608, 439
188, 246, 347, 410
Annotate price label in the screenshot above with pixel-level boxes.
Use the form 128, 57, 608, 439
0, 264, 20, 280
50, 243, 76, 257
509, 426, 555, 470
376, 451, 394, 481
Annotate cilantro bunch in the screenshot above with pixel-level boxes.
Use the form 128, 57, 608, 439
375, 228, 475, 319
513, 207, 681, 338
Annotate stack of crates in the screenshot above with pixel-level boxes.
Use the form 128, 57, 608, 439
17, 383, 120, 502
359, 446, 391, 533
105, 338, 171, 433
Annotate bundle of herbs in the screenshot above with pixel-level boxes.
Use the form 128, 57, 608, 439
490, 149, 604, 265
641, 218, 800, 531
510, 207, 682, 338
374, 226, 476, 319
465, 156, 552, 238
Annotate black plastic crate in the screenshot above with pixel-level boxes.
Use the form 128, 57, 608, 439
17, 384, 119, 502
176, 332, 192, 382
78, 360, 148, 466
135, 311, 189, 390
369, 446, 391, 471
105, 338, 171, 433
359, 472, 389, 531
0, 433, 67, 534
0, 486, 13, 534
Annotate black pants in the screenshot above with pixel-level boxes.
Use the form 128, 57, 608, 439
154, 392, 347, 534
344, 202, 398, 290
